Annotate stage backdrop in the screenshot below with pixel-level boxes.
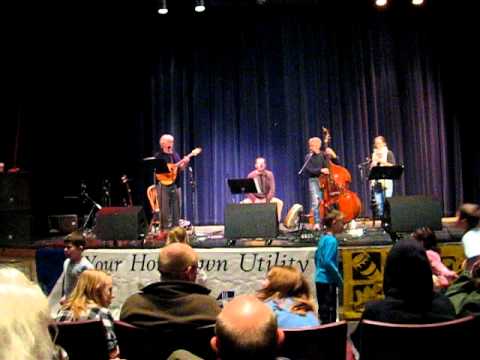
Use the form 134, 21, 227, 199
2, 4, 465, 228
138, 9, 463, 224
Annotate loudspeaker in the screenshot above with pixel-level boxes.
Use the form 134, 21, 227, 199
0, 210, 33, 245
386, 196, 442, 233
0, 173, 31, 211
225, 203, 278, 239
94, 206, 147, 240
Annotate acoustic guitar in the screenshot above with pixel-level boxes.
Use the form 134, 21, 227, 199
156, 147, 202, 186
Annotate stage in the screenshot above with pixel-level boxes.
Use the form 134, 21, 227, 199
0, 217, 466, 320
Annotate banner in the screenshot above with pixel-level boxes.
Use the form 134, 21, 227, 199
50, 247, 317, 318
341, 243, 465, 320
47, 242, 465, 320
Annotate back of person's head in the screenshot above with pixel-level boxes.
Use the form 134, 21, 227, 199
412, 227, 439, 253
322, 209, 343, 229
0, 267, 35, 286
457, 203, 480, 231
166, 226, 188, 245
0, 268, 54, 360
383, 240, 433, 310
62, 269, 112, 319
470, 260, 480, 288
64, 230, 87, 249
257, 266, 316, 315
158, 243, 199, 282
212, 295, 283, 360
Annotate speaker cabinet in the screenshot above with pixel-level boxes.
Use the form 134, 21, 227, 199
386, 196, 442, 233
225, 203, 278, 239
0, 173, 31, 211
94, 207, 147, 240
0, 210, 33, 245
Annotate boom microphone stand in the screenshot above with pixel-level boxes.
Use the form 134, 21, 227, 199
80, 182, 103, 232
298, 152, 313, 175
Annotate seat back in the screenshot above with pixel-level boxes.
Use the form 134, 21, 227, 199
114, 321, 148, 360
52, 320, 110, 360
115, 321, 216, 360
279, 321, 348, 360
358, 315, 476, 360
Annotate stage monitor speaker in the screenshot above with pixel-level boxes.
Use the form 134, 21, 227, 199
225, 203, 278, 239
0, 210, 33, 245
386, 195, 442, 233
94, 206, 147, 241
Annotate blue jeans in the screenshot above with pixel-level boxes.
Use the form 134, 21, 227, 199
309, 178, 323, 224
373, 180, 393, 217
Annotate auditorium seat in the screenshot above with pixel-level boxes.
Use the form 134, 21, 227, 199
279, 320, 348, 360
356, 315, 476, 360
52, 320, 110, 360
115, 321, 216, 360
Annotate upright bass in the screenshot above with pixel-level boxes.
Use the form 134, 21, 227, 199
319, 127, 362, 223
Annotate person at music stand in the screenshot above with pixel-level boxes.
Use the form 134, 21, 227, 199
370, 136, 396, 219
154, 134, 190, 229
240, 157, 283, 222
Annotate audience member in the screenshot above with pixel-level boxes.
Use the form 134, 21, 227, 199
315, 209, 343, 324
446, 259, 480, 316
211, 295, 284, 360
456, 203, 480, 272
257, 266, 319, 328
60, 231, 93, 302
167, 226, 189, 245
56, 269, 119, 359
120, 243, 220, 329
0, 267, 66, 360
351, 240, 456, 350
412, 227, 458, 289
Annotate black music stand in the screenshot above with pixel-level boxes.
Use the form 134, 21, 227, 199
368, 165, 404, 227
368, 165, 404, 182
143, 157, 170, 183
227, 178, 259, 197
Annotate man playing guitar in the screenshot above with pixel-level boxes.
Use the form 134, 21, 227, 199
154, 134, 191, 229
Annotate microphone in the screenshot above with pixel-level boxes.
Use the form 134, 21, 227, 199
94, 202, 103, 210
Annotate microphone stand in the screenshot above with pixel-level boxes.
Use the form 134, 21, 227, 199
81, 191, 103, 232
298, 152, 313, 175
188, 166, 198, 241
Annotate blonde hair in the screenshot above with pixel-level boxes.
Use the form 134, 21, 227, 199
167, 226, 188, 245
61, 269, 112, 319
257, 266, 316, 315
0, 267, 34, 286
0, 268, 54, 360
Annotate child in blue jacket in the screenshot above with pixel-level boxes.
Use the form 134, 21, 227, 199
315, 209, 344, 323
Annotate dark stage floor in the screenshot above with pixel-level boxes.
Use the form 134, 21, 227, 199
3, 217, 463, 250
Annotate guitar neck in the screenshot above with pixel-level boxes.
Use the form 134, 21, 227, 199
175, 152, 195, 166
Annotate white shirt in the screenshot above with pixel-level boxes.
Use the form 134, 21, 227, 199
462, 227, 480, 259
